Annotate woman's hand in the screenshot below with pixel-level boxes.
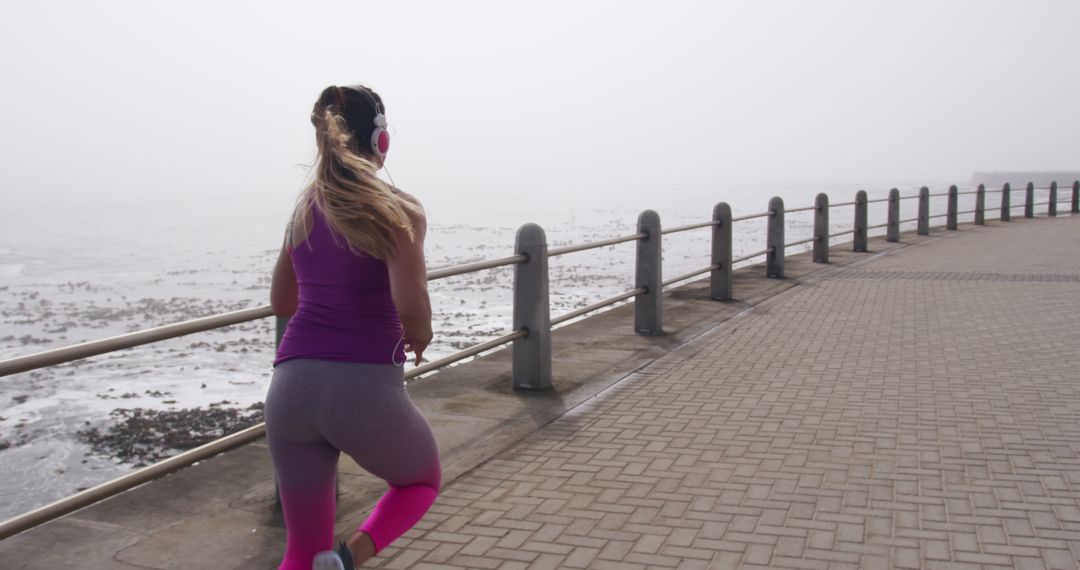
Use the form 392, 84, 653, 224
403, 332, 430, 367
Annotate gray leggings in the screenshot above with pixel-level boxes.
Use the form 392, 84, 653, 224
265, 359, 441, 565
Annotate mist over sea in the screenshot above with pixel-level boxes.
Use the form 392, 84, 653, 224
0, 180, 991, 520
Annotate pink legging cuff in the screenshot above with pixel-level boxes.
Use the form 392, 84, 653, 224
359, 483, 440, 554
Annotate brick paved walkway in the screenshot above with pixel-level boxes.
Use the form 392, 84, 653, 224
369, 217, 1080, 570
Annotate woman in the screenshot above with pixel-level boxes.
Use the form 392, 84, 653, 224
267, 84, 440, 570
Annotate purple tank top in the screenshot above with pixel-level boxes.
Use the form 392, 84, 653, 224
274, 205, 405, 366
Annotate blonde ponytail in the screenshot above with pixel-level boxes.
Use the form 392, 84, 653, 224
299, 101, 417, 260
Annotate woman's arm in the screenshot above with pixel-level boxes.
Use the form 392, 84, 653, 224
270, 237, 298, 318
386, 193, 432, 366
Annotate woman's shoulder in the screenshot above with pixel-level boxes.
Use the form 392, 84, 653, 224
391, 187, 422, 207
388, 188, 426, 241
392, 187, 426, 219
286, 197, 317, 250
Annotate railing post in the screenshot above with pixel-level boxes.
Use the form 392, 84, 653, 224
1049, 181, 1058, 217
766, 197, 785, 278
710, 202, 732, 301
975, 184, 986, 225
917, 186, 930, 236
1001, 183, 1011, 221
1073, 181, 1079, 214
813, 193, 829, 263
854, 190, 868, 252
512, 223, 551, 390
635, 210, 663, 335
946, 185, 958, 230
1025, 182, 1034, 218
887, 188, 900, 242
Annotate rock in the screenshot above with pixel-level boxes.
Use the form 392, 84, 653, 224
76, 403, 265, 467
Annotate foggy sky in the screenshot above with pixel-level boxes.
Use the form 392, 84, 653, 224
1, 0, 1078, 218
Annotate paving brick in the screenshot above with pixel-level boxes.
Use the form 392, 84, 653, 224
623, 552, 683, 567
381, 548, 429, 569
423, 542, 465, 563
447, 554, 502, 569
525, 553, 565, 570
484, 547, 538, 563
1014, 557, 1049, 570
1043, 549, 1077, 570
743, 543, 773, 565
519, 540, 573, 556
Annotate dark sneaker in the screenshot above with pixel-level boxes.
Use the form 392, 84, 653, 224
337, 540, 356, 569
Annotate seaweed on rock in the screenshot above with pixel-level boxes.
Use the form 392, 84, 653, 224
77, 403, 264, 467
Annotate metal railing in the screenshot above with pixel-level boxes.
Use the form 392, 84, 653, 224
426, 254, 525, 280
733, 248, 773, 264
2, 178, 1078, 539
0, 306, 274, 377
548, 232, 645, 256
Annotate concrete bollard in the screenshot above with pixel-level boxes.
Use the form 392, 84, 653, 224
766, 197, 785, 278
1073, 181, 1079, 214
512, 223, 552, 390
975, 184, 986, 225
273, 315, 287, 512
917, 186, 930, 236
1001, 183, 1011, 221
1049, 181, 1058, 217
710, 202, 732, 301
275, 316, 289, 348
1025, 182, 1034, 218
947, 185, 958, 230
635, 210, 663, 335
273, 319, 338, 509
813, 193, 829, 263
887, 188, 900, 242
854, 190, 868, 252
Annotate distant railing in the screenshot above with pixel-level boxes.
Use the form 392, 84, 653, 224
0, 179, 1077, 539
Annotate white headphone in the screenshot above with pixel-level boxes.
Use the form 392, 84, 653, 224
371, 111, 390, 159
